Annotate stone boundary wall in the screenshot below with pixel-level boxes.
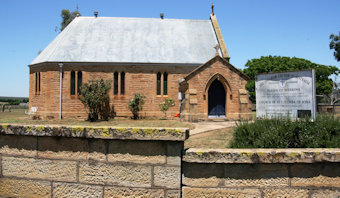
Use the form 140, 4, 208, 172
183, 148, 340, 198
0, 124, 188, 198
1, 124, 340, 197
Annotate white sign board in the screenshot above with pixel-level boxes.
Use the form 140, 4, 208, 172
256, 70, 316, 120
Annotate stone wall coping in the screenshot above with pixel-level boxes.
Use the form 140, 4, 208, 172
184, 148, 340, 164
0, 124, 189, 141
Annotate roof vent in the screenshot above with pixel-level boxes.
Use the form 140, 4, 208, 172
160, 13, 164, 19
94, 11, 98, 18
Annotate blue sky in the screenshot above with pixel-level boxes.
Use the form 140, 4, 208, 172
0, 0, 339, 97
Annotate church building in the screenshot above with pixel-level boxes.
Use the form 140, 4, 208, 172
29, 12, 252, 121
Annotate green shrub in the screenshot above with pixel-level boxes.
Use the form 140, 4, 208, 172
128, 93, 146, 119
79, 79, 114, 121
229, 115, 340, 148
159, 98, 175, 118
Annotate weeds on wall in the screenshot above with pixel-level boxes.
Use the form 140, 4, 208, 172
229, 115, 340, 148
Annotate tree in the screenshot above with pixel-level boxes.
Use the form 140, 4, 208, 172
79, 79, 114, 121
60, 9, 81, 31
159, 98, 175, 118
243, 56, 339, 102
128, 93, 146, 119
330, 32, 340, 62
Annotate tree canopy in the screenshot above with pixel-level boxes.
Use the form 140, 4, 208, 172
330, 32, 340, 62
243, 56, 339, 102
60, 9, 81, 31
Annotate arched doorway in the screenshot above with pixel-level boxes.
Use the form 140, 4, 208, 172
208, 79, 226, 117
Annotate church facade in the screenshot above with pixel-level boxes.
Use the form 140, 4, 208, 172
29, 14, 252, 121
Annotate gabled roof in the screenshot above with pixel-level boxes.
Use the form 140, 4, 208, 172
30, 16, 224, 66
183, 55, 249, 81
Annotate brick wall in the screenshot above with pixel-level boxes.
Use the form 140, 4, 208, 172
29, 56, 252, 121
0, 124, 187, 197
181, 56, 252, 121
30, 63, 194, 119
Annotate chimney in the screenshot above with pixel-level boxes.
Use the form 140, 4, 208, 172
94, 11, 98, 18
160, 13, 164, 19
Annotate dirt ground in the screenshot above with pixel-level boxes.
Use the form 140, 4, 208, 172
0, 109, 194, 129
185, 127, 235, 149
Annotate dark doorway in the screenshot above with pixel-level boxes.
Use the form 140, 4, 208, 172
208, 79, 226, 117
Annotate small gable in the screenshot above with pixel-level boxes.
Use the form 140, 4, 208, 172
183, 55, 249, 82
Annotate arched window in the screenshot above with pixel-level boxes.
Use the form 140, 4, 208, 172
70, 71, 75, 95
120, 72, 125, 95
114, 72, 118, 95
77, 71, 82, 95
35, 72, 38, 94
157, 72, 161, 95
38, 72, 41, 93
163, 72, 168, 95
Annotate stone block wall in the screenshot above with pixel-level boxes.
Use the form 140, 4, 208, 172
183, 148, 340, 198
1, 124, 339, 197
0, 124, 188, 198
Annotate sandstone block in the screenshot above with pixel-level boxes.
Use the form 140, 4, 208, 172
154, 166, 180, 188
311, 189, 340, 198
239, 89, 248, 95
189, 98, 197, 104
166, 190, 180, 198
166, 142, 182, 166
182, 187, 261, 198
53, 182, 103, 198
88, 139, 106, 161
291, 163, 340, 187
223, 164, 289, 187
182, 163, 223, 187
38, 137, 88, 160
189, 89, 197, 95
0, 134, 36, 157
107, 140, 166, 164
2, 156, 77, 182
0, 178, 51, 198
263, 189, 309, 198
104, 186, 164, 198
79, 162, 152, 187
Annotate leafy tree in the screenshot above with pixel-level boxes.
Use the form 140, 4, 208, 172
128, 93, 146, 119
60, 9, 81, 31
243, 56, 339, 102
330, 32, 340, 62
159, 98, 175, 118
79, 79, 114, 121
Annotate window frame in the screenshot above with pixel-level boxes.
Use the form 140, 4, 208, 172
70, 71, 76, 95
120, 72, 125, 95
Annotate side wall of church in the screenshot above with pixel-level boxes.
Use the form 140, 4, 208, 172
29, 63, 194, 120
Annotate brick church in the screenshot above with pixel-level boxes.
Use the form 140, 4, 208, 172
29, 13, 252, 121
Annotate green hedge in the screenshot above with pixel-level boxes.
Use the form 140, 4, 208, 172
229, 116, 340, 148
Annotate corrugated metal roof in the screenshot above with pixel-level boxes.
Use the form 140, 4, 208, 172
30, 16, 222, 66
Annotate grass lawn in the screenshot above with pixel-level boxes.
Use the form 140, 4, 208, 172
0, 109, 194, 129
185, 127, 234, 149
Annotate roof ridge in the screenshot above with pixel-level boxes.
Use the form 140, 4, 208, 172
77, 16, 210, 22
